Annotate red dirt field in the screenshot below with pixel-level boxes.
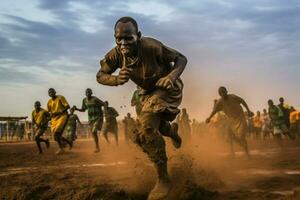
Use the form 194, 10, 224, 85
1, 134, 300, 200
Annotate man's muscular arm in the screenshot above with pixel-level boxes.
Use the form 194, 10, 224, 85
206, 110, 218, 124
97, 57, 132, 86
156, 46, 187, 90
237, 96, 254, 117
206, 101, 221, 123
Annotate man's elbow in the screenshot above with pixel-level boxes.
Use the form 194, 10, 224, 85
96, 71, 104, 84
177, 53, 187, 67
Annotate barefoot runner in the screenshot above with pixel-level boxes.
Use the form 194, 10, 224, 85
32, 101, 50, 154
74, 88, 106, 153
47, 88, 72, 154
102, 101, 119, 145
96, 17, 187, 199
206, 87, 254, 157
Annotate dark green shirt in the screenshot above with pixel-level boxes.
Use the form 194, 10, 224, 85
268, 105, 285, 126
81, 96, 104, 122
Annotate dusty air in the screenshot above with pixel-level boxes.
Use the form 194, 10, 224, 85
0, 2, 300, 200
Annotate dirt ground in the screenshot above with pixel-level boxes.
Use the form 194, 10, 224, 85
1, 133, 300, 200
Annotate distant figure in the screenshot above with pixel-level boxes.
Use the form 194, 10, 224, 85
47, 88, 72, 154
262, 109, 272, 139
32, 101, 50, 154
191, 119, 199, 135
180, 108, 191, 140
253, 111, 262, 139
278, 97, 291, 128
74, 88, 106, 153
268, 99, 288, 148
246, 114, 255, 137
103, 101, 119, 145
211, 99, 235, 155
206, 87, 254, 156
290, 107, 300, 136
64, 107, 81, 145
122, 113, 136, 142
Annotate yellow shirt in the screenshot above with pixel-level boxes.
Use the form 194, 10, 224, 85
47, 95, 70, 133
32, 108, 48, 128
290, 110, 300, 124
47, 95, 69, 115
253, 116, 262, 128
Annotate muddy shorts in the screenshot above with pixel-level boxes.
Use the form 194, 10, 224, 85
130, 112, 167, 165
228, 117, 248, 140
103, 120, 118, 134
140, 79, 183, 121
89, 118, 103, 133
273, 124, 289, 135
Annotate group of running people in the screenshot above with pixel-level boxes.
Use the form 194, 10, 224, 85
32, 88, 125, 154
207, 87, 300, 156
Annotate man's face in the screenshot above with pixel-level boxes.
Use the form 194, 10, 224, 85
48, 89, 56, 98
218, 88, 228, 98
268, 100, 273, 107
34, 103, 40, 110
86, 89, 92, 98
114, 22, 139, 56
279, 98, 284, 104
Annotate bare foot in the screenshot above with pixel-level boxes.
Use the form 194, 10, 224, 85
148, 179, 171, 200
56, 149, 64, 155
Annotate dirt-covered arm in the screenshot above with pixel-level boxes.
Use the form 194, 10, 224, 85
206, 101, 221, 123
167, 51, 187, 82
237, 96, 253, 117
156, 45, 187, 89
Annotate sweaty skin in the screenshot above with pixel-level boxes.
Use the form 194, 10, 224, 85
96, 18, 187, 200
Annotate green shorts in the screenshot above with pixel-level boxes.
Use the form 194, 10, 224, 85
89, 118, 103, 133
273, 124, 289, 135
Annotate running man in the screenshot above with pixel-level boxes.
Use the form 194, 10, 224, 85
74, 88, 106, 153
47, 88, 72, 154
289, 107, 300, 137
278, 97, 291, 129
32, 101, 50, 154
64, 107, 82, 145
102, 101, 119, 145
180, 108, 191, 140
206, 87, 254, 156
253, 111, 262, 140
123, 113, 136, 142
262, 109, 272, 139
96, 17, 186, 199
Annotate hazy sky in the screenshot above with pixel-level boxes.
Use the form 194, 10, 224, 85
0, 0, 299, 121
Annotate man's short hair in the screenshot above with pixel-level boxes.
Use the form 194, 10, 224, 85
218, 86, 227, 94
114, 16, 138, 32
48, 88, 55, 92
268, 99, 273, 104
86, 88, 92, 93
